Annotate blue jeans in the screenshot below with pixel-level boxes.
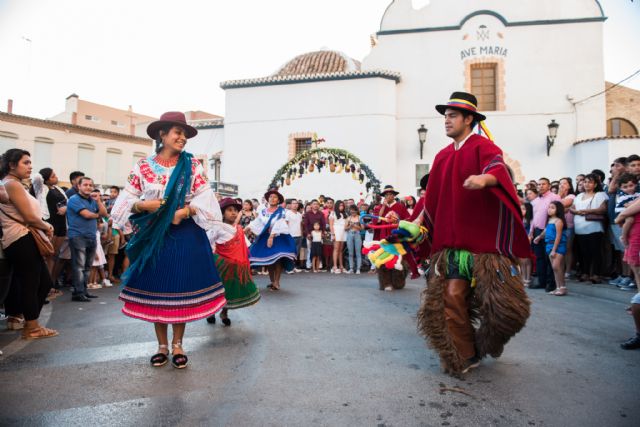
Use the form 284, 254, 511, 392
69, 235, 97, 296
346, 230, 362, 272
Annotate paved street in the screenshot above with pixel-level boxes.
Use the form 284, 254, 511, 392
1, 273, 638, 427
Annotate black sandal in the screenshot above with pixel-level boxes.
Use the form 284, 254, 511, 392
266, 284, 274, 290
150, 345, 169, 367
220, 311, 231, 327
206, 315, 216, 324
171, 343, 188, 369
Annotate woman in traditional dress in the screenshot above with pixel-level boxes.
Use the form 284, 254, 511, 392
110, 112, 226, 369
206, 198, 260, 326
247, 189, 296, 291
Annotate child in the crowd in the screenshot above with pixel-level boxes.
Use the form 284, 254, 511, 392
88, 216, 111, 289
206, 198, 260, 326
310, 222, 324, 273
618, 197, 640, 349
534, 201, 568, 296
612, 173, 640, 290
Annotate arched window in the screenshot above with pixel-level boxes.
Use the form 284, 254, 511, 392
607, 118, 638, 137
0, 131, 18, 153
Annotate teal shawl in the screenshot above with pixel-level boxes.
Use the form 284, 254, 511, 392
123, 152, 193, 282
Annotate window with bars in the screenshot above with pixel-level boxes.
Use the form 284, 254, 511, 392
295, 138, 312, 155
470, 63, 497, 111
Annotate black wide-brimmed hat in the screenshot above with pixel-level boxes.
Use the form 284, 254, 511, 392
219, 197, 242, 213
146, 111, 198, 139
419, 173, 430, 191
264, 189, 284, 204
435, 91, 486, 122
381, 185, 399, 196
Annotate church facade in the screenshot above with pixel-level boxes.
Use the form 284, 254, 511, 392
187, 0, 636, 199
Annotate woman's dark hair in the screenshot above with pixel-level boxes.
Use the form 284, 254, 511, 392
590, 169, 605, 184
404, 196, 416, 208
559, 177, 575, 195
39, 167, 54, 182
526, 187, 539, 196
523, 202, 533, 223
334, 200, 347, 219
584, 173, 603, 192
0, 148, 30, 179
154, 124, 175, 153
349, 205, 359, 214
549, 201, 567, 230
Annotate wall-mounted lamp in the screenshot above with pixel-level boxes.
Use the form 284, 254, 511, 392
417, 124, 428, 159
546, 119, 559, 156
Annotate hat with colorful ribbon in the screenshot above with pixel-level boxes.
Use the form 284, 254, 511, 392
435, 91, 493, 141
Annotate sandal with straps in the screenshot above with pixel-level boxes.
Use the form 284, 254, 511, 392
22, 326, 59, 340
171, 342, 189, 369
150, 344, 169, 367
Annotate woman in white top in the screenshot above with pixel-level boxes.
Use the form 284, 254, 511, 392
329, 200, 347, 273
569, 173, 608, 283
0, 149, 58, 339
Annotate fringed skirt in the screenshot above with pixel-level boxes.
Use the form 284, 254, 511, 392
249, 232, 296, 268
119, 219, 226, 324
213, 254, 260, 310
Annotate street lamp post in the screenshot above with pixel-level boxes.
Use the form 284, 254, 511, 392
546, 119, 559, 156
417, 124, 428, 159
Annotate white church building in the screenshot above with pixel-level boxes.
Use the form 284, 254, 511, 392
186, 0, 637, 200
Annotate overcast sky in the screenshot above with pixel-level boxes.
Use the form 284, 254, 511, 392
0, 0, 638, 119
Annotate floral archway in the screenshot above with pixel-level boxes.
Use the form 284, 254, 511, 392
268, 148, 382, 196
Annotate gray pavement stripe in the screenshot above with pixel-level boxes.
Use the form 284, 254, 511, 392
0, 334, 213, 371
0, 303, 52, 359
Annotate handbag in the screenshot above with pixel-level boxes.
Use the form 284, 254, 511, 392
584, 196, 606, 223
0, 206, 54, 257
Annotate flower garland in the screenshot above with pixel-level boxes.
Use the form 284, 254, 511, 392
267, 148, 381, 196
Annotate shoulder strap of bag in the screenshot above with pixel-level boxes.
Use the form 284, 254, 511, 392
0, 205, 27, 227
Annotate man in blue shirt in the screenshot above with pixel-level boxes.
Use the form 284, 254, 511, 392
66, 177, 107, 302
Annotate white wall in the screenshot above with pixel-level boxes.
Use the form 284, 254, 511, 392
223, 77, 397, 199
185, 126, 225, 182
573, 137, 640, 174
363, 1, 606, 186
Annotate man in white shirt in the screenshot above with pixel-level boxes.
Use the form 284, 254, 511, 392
286, 200, 303, 273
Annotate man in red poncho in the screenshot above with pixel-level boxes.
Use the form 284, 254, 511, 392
372, 185, 410, 290
416, 92, 531, 377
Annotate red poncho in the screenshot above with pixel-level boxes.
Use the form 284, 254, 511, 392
372, 201, 409, 240
420, 134, 530, 259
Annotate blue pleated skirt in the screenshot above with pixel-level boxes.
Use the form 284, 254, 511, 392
120, 218, 226, 323
249, 232, 296, 268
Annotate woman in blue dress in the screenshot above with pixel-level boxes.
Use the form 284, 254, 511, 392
246, 189, 296, 291
111, 112, 226, 368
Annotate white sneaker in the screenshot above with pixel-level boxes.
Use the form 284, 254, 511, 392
102, 279, 113, 287
355, 270, 361, 275
345, 270, 353, 274
293, 268, 302, 273
384, 286, 393, 292
333, 268, 341, 274
286, 271, 294, 275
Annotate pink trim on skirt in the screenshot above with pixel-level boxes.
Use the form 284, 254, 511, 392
122, 296, 227, 324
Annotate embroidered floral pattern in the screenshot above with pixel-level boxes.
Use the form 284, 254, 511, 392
127, 173, 142, 191
139, 159, 168, 185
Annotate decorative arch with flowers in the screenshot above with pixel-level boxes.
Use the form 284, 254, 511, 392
267, 148, 382, 196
